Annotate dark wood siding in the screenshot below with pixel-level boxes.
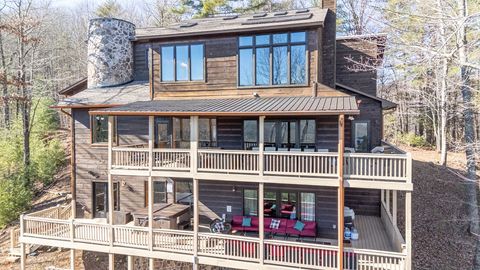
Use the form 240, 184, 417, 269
336, 38, 380, 97
132, 29, 346, 100
217, 117, 243, 150
73, 109, 150, 217
345, 188, 381, 216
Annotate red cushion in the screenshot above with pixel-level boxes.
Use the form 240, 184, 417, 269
299, 221, 317, 237
232, 215, 243, 227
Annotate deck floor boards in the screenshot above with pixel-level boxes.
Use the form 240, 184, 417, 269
352, 215, 394, 251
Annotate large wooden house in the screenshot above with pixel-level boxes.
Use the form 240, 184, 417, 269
17, 2, 412, 270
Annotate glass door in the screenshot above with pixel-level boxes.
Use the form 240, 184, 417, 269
93, 182, 107, 218
353, 121, 370, 152
156, 117, 172, 148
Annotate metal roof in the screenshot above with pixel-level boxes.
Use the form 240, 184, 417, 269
135, 8, 327, 40
90, 96, 359, 116
54, 81, 150, 108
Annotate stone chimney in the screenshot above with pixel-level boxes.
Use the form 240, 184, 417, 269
87, 18, 135, 88
321, 0, 336, 12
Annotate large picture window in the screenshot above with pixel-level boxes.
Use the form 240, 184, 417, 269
161, 44, 204, 82
238, 32, 307, 87
91, 115, 116, 145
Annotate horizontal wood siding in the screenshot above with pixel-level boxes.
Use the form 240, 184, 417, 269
73, 110, 151, 217
345, 188, 381, 216
336, 39, 380, 96
217, 117, 243, 150
316, 115, 339, 151
132, 30, 346, 100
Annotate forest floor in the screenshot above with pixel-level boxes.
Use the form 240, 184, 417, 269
0, 147, 477, 270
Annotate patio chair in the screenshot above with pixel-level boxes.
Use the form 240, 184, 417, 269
264, 147, 276, 152
290, 148, 302, 152
317, 149, 329, 153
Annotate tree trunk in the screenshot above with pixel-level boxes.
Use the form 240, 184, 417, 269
457, 0, 480, 269
0, 31, 10, 129
438, 3, 448, 166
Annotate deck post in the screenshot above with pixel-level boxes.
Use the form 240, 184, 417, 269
392, 190, 397, 225
70, 249, 75, 270
190, 116, 199, 174
193, 178, 199, 270
337, 114, 345, 270
258, 182, 264, 265
108, 116, 114, 248
405, 191, 412, 270
258, 116, 265, 175
386, 189, 390, 214
109, 254, 114, 270
127, 256, 134, 270
20, 242, 26, 270
148, 116, 154, 253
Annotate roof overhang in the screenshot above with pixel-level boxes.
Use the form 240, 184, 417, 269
89, 96, 360, 117
336, 83, 397, 110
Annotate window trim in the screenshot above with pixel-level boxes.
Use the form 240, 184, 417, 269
90, 114, 117, 147
352, 120, 371, 152
159, 43, 206, 83
237, 31, 309, 88
92, 181, 120, 218
144, 180, 167, 207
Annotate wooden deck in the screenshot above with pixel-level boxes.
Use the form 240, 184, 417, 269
352, 215, 394, 252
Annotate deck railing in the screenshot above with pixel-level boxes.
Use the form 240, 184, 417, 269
112, 147, 411, 184
198, 150, 259, 174
153, 149, 191, 171
264, 239, 338, 269
20, 213, 407, 270
198, 232, 260, 261
344, 153, 410, 182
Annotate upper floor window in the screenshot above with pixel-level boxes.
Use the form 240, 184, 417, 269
238, 32, 307, 87
161, 44, 204, 82
91, 115, 116, 145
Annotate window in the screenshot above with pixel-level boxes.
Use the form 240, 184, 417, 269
173, 117, 190, 148
176, 180, 193, 205
353, 121, 370, 152
261, 119, 316, 150
243, 120, 258, 149
144, 181, 167, 206
243, 189, 258, 216
238, 32, 307, 87
300, 192, 315, 221
199, 118, 217, 148
161, 44, 204, 82
280, 192, 297, 219
93, 182, 119, 218
91, 115, 116, 145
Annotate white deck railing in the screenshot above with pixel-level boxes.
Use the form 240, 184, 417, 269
20, 214, 407, 270
112, 147, 411, 183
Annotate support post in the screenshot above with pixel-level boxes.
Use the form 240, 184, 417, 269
405, 191, 412, 270
386, 189, 390, 214
70, 249, 75, 270
20, 242, 26, 270
107, 116, 114, 247
381, 189, 384, 204
190, 116, 199, 174
109, 254, 114, 270
20, 214, 25, 270
337, 114, 345, 270
258, 182, 265, 265
258, 116, 265, 176
193, 178, 199, 270
392, 190, 397, 225
70, 113, 76, 219
149, 258, 154, 270
148, 116, 154, 252
127, 256, 134, 270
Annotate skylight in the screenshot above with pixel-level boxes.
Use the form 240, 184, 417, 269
179, 22, 198, 28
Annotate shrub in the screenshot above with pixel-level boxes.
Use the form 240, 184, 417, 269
0, 177, 32, 227
397, 132, 429, 147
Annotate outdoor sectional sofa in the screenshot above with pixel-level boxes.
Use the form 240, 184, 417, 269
231, 215, 317, 240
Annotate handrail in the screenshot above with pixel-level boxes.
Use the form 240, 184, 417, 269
343, 247, 407, 258
198, 232, 259, 241
264, 238, 338, 250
